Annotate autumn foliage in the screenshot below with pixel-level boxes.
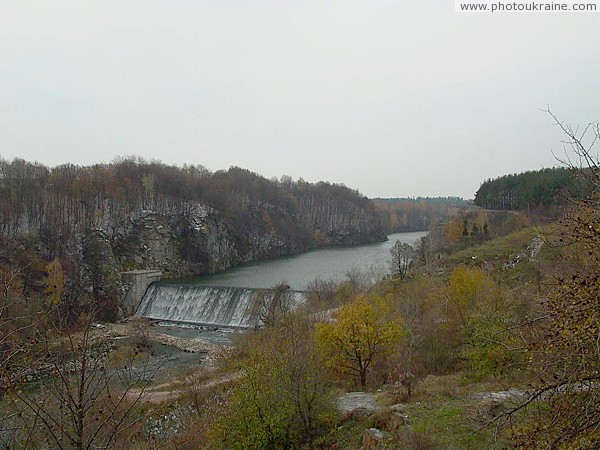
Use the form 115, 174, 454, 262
316, 293, 407, 389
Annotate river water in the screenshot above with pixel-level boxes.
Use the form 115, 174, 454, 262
180, 231, 428, 290
152, 230, 428, 344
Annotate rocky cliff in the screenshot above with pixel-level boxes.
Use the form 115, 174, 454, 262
0, 158, 385, 318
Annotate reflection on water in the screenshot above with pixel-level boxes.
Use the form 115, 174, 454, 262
152, 231, 428, 342
186, 231, 428, 291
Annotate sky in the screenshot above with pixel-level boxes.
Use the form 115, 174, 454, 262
1, 1, 599, 199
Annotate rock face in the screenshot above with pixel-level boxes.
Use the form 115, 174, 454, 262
379, 404, 410, 432
0, 160, 386, 317
113, 207, 237, 276
337, 392, 379, 416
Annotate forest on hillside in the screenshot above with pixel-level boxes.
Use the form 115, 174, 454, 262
0, 118, 598, 449
473, 166, 589, 210
373, 197, 474, 233
0, 157, 385, 322
0, 157, 383, 249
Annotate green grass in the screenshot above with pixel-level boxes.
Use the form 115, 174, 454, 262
404, 376, 515, 448
434, 226, 559, 288
405, 372, 529, 449
444, 228, 537, 268
319, 372, 522, 449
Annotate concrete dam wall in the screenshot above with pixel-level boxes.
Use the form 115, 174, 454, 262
121, 270, 163, 316
136, 283, 307, 328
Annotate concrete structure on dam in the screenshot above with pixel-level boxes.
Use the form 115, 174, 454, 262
121, 270, 163, 316
137, 283, 307, 328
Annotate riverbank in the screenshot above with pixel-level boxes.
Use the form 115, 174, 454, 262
160, 231, 429, 291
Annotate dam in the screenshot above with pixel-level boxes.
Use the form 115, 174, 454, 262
136, 283, 307, 328
135, 231, 427, 329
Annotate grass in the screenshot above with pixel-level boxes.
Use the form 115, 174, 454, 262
444, 228, 538, 269
434, 225, 560, 289
320, 372, 524, 449
408, 372, 534, 448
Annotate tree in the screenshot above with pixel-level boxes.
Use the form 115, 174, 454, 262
462, 310, 526, 379
442, 266, 529, 378
462, 219, 469, 237
372, 197, 472, 234
44, 258, 65, 306
508, 112, 600, 449
413, 233, 442, 270
0, 259, 47, 397
7, 314, 156, 449
306, 277, 337, 310
257, 283, 298, 328
445, 266, 500, 329
141, 173, 156, 209
316, 293, 407, 389
474, 166, 580, 210
444, 219, 464, 245
389, 240, 414, 280
470, 223, 479, 237
214, 313, 334, 450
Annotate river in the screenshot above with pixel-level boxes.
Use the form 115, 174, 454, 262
151, 230, 428, 344
178, 231, 428, 290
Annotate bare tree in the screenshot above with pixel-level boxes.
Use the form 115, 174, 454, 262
345, 267, 370, 291
0, 261, 49, 394
413, 230, 443, 270
307, 277, 337, 310
495, 111, 600, 449
413, 236, 432, 268
389, 240, 414, 280
5, 313, 158, 449
258, 283, 294, 327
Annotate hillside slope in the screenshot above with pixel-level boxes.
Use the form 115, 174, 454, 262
0, 157, 385, 317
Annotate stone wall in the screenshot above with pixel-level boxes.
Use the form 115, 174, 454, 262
121, 270, 163, 316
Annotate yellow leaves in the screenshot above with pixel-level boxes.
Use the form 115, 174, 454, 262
446, 266, 500, 326
43, 258, 65, 305
444, 219, 464, 245
316, 293, 407, 388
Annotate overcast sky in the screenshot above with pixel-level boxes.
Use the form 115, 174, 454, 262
1, 1, 599, 198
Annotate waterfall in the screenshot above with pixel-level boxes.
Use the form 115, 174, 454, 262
136, 283, 307, 328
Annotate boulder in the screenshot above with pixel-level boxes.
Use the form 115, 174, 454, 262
373, 404, 409, 432
337, 391, 378, 416
388, 411, 410, 430
362, 428, 391, 450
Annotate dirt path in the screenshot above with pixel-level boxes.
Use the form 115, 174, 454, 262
128, 371, 243, 404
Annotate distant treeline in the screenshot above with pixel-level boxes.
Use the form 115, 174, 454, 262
373, 197, 475, 233
474, 167, 587, 210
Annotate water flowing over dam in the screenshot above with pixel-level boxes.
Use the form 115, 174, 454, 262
136, 283, 307, 328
